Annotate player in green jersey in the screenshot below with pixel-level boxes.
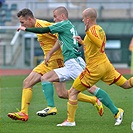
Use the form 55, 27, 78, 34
17, 6, 123, 126
7, 8, 104, 122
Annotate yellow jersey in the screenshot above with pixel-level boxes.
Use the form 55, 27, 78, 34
35, 19, 63, 61
83, 25, 108, 68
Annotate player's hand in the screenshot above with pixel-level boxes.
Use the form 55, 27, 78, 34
17, 26, 26, 31
44, 53, 51, 66
73, 36, 83, 44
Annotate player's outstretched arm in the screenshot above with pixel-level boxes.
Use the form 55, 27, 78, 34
17, 26, 50, 34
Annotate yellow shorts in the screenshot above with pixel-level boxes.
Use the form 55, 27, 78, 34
33, 59, 64, 75
72, 60, 127, 91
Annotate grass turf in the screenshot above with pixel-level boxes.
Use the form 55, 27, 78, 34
0, 75, 132, 133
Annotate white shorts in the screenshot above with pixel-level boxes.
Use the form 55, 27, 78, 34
54, 57, 86, 82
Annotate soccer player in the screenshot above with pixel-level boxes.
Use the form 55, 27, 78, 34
17, 6, 123, 126
56, 8, 133, 126
7, 8, 103, 122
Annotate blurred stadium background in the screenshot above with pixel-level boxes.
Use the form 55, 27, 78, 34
0, 0, 133, 74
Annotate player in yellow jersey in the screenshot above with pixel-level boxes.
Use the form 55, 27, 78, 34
7, 8, 103, 122
57, 8, 133, 126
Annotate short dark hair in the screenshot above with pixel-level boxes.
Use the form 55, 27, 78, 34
17, 8, 34, 19
54, 6, 68, 18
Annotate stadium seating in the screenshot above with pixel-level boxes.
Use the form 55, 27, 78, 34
0, 3, 18, 26
10, 3, 17, 11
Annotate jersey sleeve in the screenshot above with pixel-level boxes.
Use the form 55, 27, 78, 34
86, 26, 104, 48
49, 22, 65, 34
26, 27, 50, 33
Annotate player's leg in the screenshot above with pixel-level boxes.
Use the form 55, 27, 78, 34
36, 81, 57, 117
53, 82, 103, 116
57, 87, 79, 126
40, 65, 70, 101
68, 89, 103, 116
53, 63, 103, 116
91, 87, 124, 126
36, 81, 67, 117
86, 64, 118, 116
117, 76, 133, 89
57, 76, 84, 126
64, 57, 103, 115
54, 82, 68, 99
88, 86, 119, 114
94, 62, 124, 125
113, 73, 133, 125
57, 61, 126, 126
57, 75, 118, 126
111, 72, 133, 125
36, 70, 60, 117
8, 71, 42, 121
35, 59, 64, 117
37, 65, 103, 117
57, 77, 103, 126
41, 59, 64, 107
54, 82, 102, 111
41, 81, 55, 107
90, 87, 124, 125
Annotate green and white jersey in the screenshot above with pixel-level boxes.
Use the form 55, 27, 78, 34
49, 20, 81, 62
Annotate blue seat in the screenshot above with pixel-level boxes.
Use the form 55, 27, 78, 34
1, 3, 8, 10
10, 3, 17, 10
1, 9, 11, 22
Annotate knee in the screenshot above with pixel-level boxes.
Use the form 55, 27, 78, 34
41, 75, 48, 82
41, 76, 43, 82
87, 88, 93, 94
87, 85, 97, 94
23, 78, 29, 88
120, 80, 131, 89
41, 76, 45, 82
69, 87, 79, 97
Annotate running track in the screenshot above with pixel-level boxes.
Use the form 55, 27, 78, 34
0, 68, 131, 76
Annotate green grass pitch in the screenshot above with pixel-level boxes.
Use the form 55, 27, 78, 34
0, 75, 132, 133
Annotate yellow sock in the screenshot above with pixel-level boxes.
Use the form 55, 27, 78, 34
21, 88, 32, 115
78, 92, 96, 105
68, 90, 96, 105
67, 99, 78, 122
